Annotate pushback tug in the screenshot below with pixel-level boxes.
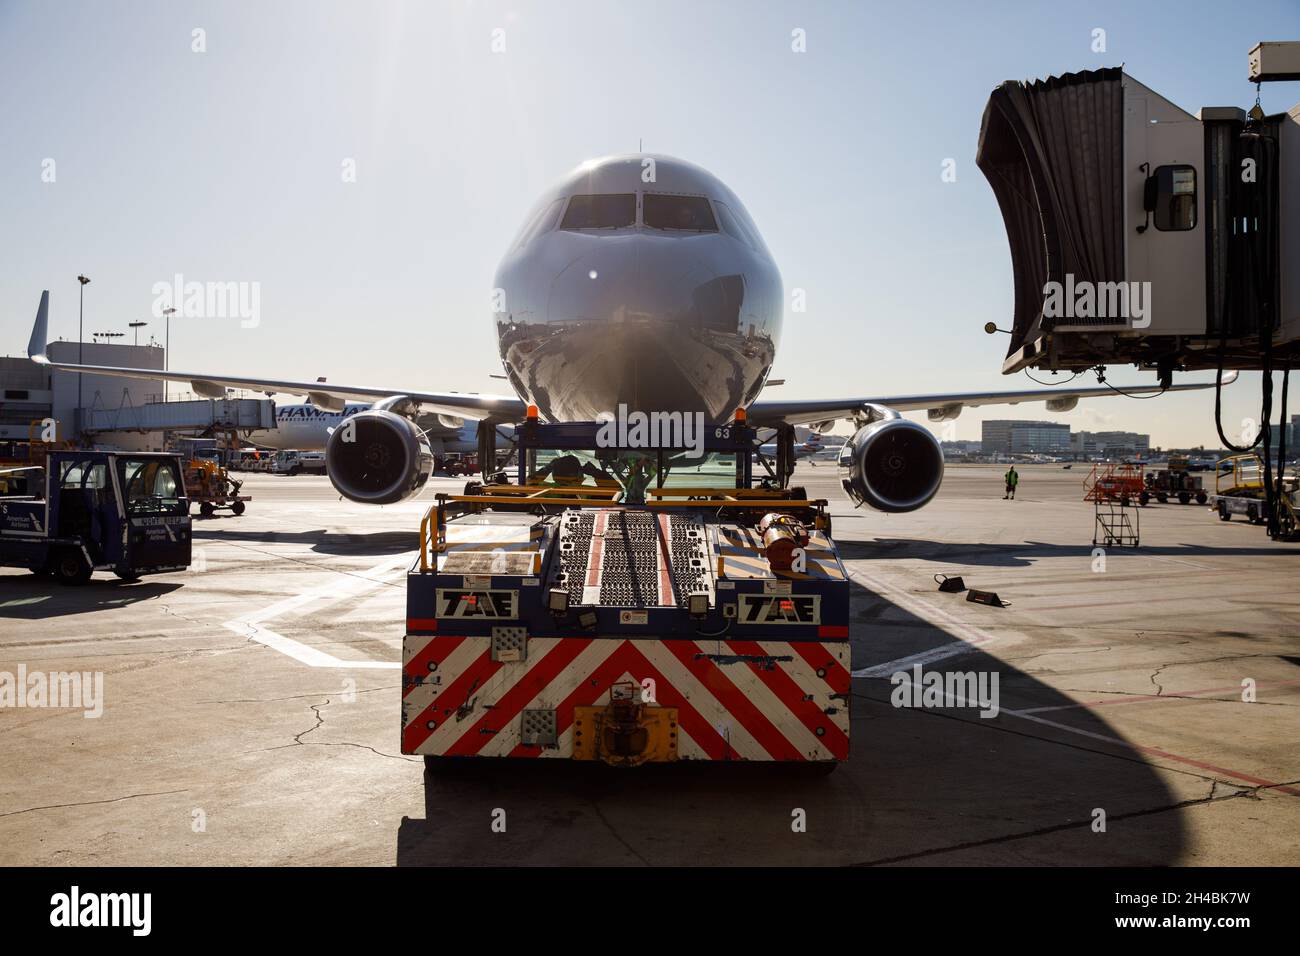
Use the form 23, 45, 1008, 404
402, 408, 852, 769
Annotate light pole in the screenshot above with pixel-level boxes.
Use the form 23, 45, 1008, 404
77, 275, 90, 428
162, 306, 176, 403
129, 321, 147, 346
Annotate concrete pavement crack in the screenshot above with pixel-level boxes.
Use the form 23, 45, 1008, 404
1142, 653, 1280, 697
589, 801, 651, 866
197, 687, 391, 705
245, 697, 417, 761
293, 699, 329, 744
1150, 662, 1170, 696
0, 788, 189, 819
157, 604, 220, 628
1051, 687, 1297, 707
295, 741, 419, 762
850, 783, 1248, 866
850, 690, 1283, 796
207, 541, 408, 588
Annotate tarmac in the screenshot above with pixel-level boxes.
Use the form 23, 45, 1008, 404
1, 463, 1297, 865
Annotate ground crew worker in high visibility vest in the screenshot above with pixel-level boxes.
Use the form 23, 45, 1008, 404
1004, 465, 1019, 500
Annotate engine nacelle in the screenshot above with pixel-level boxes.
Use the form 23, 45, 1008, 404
325, 409, 434, 505
838, 418, 944, 513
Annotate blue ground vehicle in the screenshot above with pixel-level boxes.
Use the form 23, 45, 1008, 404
0, 451, 192, 584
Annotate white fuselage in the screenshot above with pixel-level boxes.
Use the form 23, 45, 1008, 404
247, 402, 507, 456
492, 154, 783, 423
246, 402, 370, 451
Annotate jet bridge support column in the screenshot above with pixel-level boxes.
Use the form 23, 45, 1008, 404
776, 423, 795, 488
478, 417, 499, 481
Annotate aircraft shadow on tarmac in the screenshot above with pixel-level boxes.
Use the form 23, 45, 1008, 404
837, 537, 1298, 567
191, 527, 417, 556
0, 576, 183, 619
394, 576, 1189, 866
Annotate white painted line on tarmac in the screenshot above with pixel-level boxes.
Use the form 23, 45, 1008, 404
223, 620, 397, 669
852, 640, 984, 678
845, 567, 1007, 678
223, 553, 414, 669
244, 553, 412, 623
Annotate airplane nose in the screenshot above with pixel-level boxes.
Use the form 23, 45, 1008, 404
503, 233, 772, 422
548, 237, 717, 326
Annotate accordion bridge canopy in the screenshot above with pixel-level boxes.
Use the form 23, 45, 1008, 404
976, 67, 1127, 360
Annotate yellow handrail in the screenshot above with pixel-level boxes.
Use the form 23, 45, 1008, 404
1215, 454, 1264, 495
480, 484, 620, 496
418, 505, 435, 572
434, 492, 824, 510
645, 487, 803, 498
441, 493, 626, 508
646, 499, 825, 508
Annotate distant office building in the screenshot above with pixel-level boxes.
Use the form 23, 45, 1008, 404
1262, 419, 1300, 459
981, 421, 1016, 454
981, 420, 1070, 455
1073, 430, 1151, 459
941, 439, 983, 460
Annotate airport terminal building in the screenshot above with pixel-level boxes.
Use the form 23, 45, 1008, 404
978, 420, 1154, 460
981, 420, 1072, 456
0, 342, 164, 447
0, 342, 273, 452
1072, 430, 1152, 460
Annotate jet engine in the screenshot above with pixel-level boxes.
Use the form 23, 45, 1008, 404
838, 417, 944, 513
325, 408, 433, 505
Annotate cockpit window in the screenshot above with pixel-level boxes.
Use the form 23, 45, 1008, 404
560, 194, 637, 230
714, 200, 757, 249
513, 197, 566, 250
643, 194, 717, 232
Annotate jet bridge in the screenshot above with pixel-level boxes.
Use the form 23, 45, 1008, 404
79, 398, 276, 436
977, 63, 1300, 374
977, 45, 1300, 541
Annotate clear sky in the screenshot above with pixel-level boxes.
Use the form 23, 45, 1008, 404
2, 0, 1298, 447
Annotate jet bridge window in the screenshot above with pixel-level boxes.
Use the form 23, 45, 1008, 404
643, 194, 717, 232
1151, 164, 1197, 232
560, 194, 637, 230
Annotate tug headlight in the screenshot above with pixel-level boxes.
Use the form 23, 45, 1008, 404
688, 594, 709, 618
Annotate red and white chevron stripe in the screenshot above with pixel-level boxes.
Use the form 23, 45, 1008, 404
402, 635, 850, 761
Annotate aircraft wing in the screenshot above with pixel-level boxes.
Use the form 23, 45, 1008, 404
747, 373, 1238, 428
26, 291, 526, 422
